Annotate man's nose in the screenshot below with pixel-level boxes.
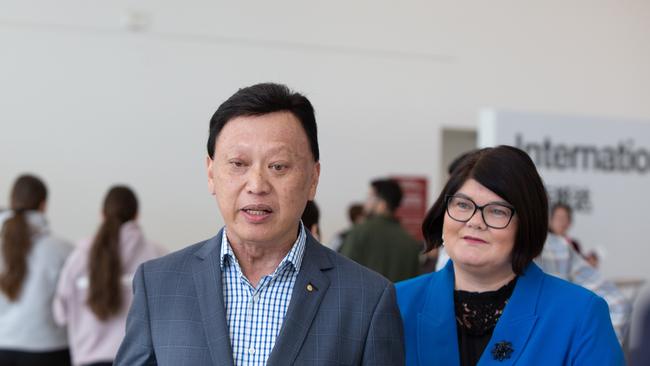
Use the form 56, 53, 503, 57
246, 165, 271, 194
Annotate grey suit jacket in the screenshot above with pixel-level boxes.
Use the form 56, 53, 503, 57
114, 230, 405, 365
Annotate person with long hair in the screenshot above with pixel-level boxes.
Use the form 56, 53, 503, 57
396, 146, 623, 365
0, 174, 73, 365
53, 185, 163, 366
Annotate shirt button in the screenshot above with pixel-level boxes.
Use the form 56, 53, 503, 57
249, 347, 256, 355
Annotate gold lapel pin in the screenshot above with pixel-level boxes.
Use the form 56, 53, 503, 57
306, 283, 314, 292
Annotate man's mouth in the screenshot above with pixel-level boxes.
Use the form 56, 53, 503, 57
241, 204, 274, 218
244, 209, 271, 216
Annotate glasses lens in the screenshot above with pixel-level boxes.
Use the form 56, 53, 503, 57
483, 204, 513, 228
447, 196, 475, 222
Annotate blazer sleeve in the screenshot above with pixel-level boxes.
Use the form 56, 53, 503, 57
114, 263, 157, 366
572, 294, 625, 366
361, 282, 406, 366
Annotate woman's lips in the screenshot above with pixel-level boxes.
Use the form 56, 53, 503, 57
463, 235, 487, 244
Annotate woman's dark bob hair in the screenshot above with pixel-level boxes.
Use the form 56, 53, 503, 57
422, 145, 548, 275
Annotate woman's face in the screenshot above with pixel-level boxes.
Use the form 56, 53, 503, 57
550, 207, 571, 236
443, 178, 518, 276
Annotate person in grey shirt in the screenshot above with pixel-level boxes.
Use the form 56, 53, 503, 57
0, 174, 72, 365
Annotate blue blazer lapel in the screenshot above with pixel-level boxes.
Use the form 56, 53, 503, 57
418, 261, 460, 366
267, 235, 332, 366
478, 263, 543, 366
192, 230, 235, 366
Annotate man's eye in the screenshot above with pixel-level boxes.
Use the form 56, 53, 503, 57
270, 164, 286, 171
230, 161, 244, 167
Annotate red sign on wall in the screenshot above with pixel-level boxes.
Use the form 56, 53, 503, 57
391, 176, 428, 242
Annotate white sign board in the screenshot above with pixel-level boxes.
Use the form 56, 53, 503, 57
479, 109, 650, 281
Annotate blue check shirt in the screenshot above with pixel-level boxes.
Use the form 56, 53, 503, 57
220, 224, 306, 366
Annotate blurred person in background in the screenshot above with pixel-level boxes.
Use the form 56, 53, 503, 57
53, 186, 164, 366
537, 232, 631, 346
397, 146, 623, 365
301, 200, 321, 241
0, 174, 73, 365
328, 203, 364, 252
549, 202, 599, 267
341, 178, 420, 282
630, 296, 650, 365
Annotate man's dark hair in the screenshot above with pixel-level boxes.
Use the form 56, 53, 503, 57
207, 83, 319, 161
550, 202, 573, 223
422, 145, 549, 275
371, 179, 403, 213
301, 200, 320, 230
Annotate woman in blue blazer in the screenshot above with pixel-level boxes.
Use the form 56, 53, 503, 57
396, 146, 623, 366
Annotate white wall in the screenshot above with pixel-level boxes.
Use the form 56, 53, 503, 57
2, 1, 650, 321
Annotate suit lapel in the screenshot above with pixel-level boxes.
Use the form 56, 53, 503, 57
418, 261, 460, 366
477, 263, 543, 366
192, 230, 235, 366
266, 236, 332, 366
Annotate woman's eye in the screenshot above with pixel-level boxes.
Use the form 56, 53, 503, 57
488, 207, 509, 217
457, 201, 472, 209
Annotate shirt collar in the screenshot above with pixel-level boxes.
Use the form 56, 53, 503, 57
219, 222, 307, 275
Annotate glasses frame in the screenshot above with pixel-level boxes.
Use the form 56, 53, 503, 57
445, 195, 516, 229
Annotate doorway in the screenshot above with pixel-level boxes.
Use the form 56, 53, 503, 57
440, 128, 477, 187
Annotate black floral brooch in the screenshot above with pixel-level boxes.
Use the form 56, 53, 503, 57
491, 341, 514, 361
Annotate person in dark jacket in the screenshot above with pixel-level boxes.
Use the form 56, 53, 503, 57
341, 178, 421, 282
328, 203, 364, 253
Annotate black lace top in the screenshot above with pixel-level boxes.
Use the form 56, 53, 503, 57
453, 277, 517, 366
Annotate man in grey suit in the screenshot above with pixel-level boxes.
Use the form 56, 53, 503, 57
115, 83, 404, 365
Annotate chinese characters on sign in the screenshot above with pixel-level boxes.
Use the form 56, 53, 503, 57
546, 186, 592, 213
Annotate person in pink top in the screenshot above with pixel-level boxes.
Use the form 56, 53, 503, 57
53, 186, 163, 366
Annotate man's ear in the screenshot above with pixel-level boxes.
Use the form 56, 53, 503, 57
207, 155, 216, 195
308, 161, 320, 200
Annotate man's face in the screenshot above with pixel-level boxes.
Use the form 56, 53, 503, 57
207, 111, 320, 247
